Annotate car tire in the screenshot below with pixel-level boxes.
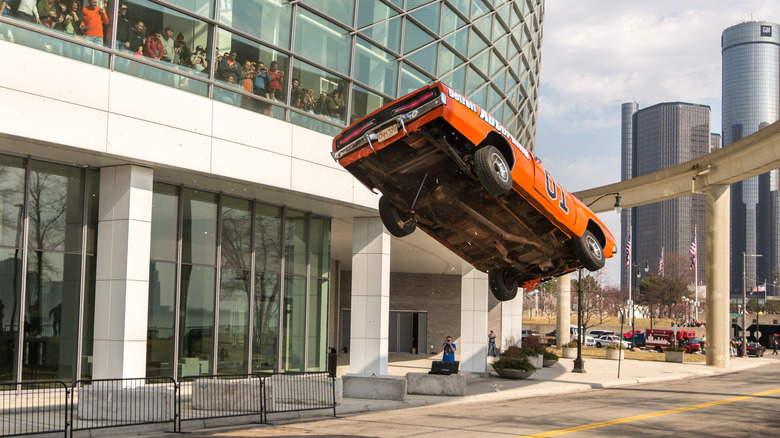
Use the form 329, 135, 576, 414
573, 229, 606, 271
488, 267, 519, 301
378, 196, 416, 237
596, 342, 602, 348
475, 145, 512, 196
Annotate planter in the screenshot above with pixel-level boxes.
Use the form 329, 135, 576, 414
561, 347, 577, 359
542, 359, 557, 367
665, 351, 684, 363
494, 368, 535, 380
528, 354, 543, 369
605, 349, 624, 360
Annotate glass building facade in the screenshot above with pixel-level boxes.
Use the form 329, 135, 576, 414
0, 0, 544, 151
621, 103, 711, 289
722, 21, 780, 295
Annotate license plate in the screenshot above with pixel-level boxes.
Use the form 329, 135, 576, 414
376, 124, 399, 143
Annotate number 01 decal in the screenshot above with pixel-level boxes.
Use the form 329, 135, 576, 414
544, 171, 570, 214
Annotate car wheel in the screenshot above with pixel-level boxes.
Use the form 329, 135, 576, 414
573, 229, 606, 271
596, 342, 602, 348
378, 196, 416, 237
487, 267, 519, 301
474, 145, 512, 196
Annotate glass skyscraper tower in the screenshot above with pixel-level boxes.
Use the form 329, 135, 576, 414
722, 21, 780, 295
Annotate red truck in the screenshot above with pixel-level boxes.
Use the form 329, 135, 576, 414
645, 329, 701, 353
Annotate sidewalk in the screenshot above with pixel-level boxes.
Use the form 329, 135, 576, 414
286, 353, 773, 421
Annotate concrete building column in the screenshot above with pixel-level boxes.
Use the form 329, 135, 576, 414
706, 184, 730, 367
93, 165, 154, 379
349, 217, 391, 376
501, 289, 524, 348
556, 274, 571, 346
460, 262, 488, 374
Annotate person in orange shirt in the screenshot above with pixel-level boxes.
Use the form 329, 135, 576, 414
81, 0, 108, 46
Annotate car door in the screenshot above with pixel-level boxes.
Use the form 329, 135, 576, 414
531, 160, 578, 233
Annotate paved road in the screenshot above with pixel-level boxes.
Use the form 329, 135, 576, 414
167, 358, 780, 438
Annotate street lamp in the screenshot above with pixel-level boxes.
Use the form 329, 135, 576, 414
585, 192, 623, 215
573, 269, 586, 373
631, 261, 648, 347
742, 253, 762, 356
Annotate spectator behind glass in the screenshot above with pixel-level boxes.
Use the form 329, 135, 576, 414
37, 0, 59, 28
217, 51, 240, 84
15, 0, 41, 24
81, 0, 108, 46
115, 3, 131, 51
190, 45, 208, 73
173, 32, 191, 66
325, 89, 345, 120
160, 26, 174, 62
128, 18, 144, 54
267, 60, 283, 101
143, 28, 164, 60
254, 61, 269, 98
315, 93, 328, 116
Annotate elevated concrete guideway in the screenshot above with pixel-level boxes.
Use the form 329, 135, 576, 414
571, 119, 780, 367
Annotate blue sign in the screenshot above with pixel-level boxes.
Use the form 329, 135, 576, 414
761, 25, 772, 37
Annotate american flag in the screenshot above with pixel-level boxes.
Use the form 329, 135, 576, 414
658, 247, 664, 276
689, 228, 697, 271
626, 230, 631, 269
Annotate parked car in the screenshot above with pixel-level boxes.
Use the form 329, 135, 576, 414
745, 342, 765, 357
595, 335, 631, 349
624, 332, 646, 348
545, 326, 579, 346
332, 82, 617, 302
521, 329, 542, 344
588, 330, 615, 338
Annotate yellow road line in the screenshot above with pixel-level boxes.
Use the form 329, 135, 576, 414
520, 387, 780, 437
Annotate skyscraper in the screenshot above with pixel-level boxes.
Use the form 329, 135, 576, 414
722, 21, 780, 296
621, 102, 710, 291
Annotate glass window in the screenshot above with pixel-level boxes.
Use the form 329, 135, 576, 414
147, 261, 177, 378
357, 0, 398, 28
442, 64, 466, 93
179, 265, 216, 376
403, 20, 433, 54
181, 189, 217, 266
253, 271, 280, 372
113, 58, 209, 97
1, 19, 109, 66
0, 155, 26, 248
400, 62, 430, 95
284, 210, 307, 276
309, 216, 330, 278
255, 203, 282, 273
281, 274, 306, 371
303, 0, 354, 27
443, 27, 468, 57
292, 59, 347, 124
359, 16, 402, 54
219, 0, 292, 49
28, 161, 83, 253
218, 269, 250, 374
294, 8, 351, 76
151, 183, 179, 262
0, 247, 22, 381
355, 37, 398, 97
85, 170, 99, 255
221, 196, 252, 270
23, 252, 81, 381
289, 111, 343, 136
407, 43, 437, 76
350, 84, 387, 125
80, 255, 96, 380
441, 4, 466, 36
307, 278, 328, 371
409, 2, 440, 34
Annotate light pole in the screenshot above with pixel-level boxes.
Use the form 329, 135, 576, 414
630, 261, 648, 348
742, 252, 762, 356
573, 269, 586, 373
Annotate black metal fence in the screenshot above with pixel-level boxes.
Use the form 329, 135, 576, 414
70, 377, 176, 435
0, 372, 336, 437
0, 381, 69, 437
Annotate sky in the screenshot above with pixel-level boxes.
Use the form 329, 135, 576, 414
534, 0, 780, 286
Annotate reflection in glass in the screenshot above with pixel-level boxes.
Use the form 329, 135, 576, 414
218, 269, 250, 374
284, 210, 307, 276
85, 170, 100, 255
182, 189, 217, 266
23, 252, 81, 381
179, 265, 215, 376
147, 261, 177, 378
359, 16, 402, 54
350, 85, 386, 124
354, 38, 397, 97
305, 0, 354, 27
28, 162, 83, 252
294, 8, 351, 76
0, 155, 26, 248
282, 275, 306, 371
0, 247, 22, 382
80, 256, 96, 380
151, 183, 179, 262
291, 59, 345, 123
219, 0, 292, 49
309, 216, 330, 278
307, 278, 328, 371
0, 20, 109, 66
114, 57, 209, 97
221, 197, 252, 270
253, 272, 280, 372
255, 203, 282, 273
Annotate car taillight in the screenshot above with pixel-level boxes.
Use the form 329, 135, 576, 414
337, 120, 375, 148
391, 91, 436, 116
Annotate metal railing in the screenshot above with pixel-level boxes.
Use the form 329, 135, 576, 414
261, 371, 336, 421
70, 377, 176, 435
177, 374, 264, 430
0, 381, 69, 437
0, 372, 336, 436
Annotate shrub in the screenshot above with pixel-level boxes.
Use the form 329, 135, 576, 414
502, 345, 522, 358
665, 345, 685, 352
492, 357, 535, 372
561, 342, 578, 349
605, 344, 624, 350
542, 350, 558, 361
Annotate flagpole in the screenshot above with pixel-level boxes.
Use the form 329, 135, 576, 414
694, 225, 698, 321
